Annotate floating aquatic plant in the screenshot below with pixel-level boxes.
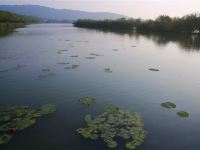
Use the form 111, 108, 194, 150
104, 68, 112, 73
177, 111, 189, 118
90, 53, 103, 56
64, 65, 79, 70
79, 97, 96, 106
77, 105, 146, 150
77, 40, 88, 43
161, 102, 176, 109
85, 56, 96, 59
42, 69, 51, 72
11, 65, 26, 70
149, 68, 159, 71
60, 49, 69, 52
57, 62, 70, 65
38, 72, 56, 79
0, 134, 12, 144
31, 104, 57, 117
0, 65, 26, 73
71, 55, 78, 58
0, 104, 56, 144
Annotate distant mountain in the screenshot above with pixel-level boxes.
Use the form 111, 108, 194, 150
0, 5, 124, 21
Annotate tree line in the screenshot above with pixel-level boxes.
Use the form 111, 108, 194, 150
74, 14, 200, 33
0, 10, 40, 33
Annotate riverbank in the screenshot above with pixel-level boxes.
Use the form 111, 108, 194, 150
74, 14, 200, 34
0, 23, 25, 31
0, 10, 40, 35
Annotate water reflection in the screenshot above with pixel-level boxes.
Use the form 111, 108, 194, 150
82, 28, 200, 51
0, 30, 13, 37
138, 32, 200, 51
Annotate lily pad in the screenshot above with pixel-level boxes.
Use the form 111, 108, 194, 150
42, 69, 51, 72
33, 104, 56, 116
161, 102, 176, 109
60, 49, 69, 52
90, 53, 103, 56
104, 68, 112, 73
57, 62, 70, 65
85, 56, 96, 59
77, 105, 146, 149
149, 68, 159, 71
71, 55, 78, 58
0, 134, 12, 144
0, 104, 56, 144
177, 111, 189, 118
38, 72, 56, 79
0, 117, 36, 131
65, 65, 79, 70
79, 97, 96, 106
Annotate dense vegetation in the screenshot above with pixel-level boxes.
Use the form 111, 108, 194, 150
0, 10, 40, 33
74, 14, 200, 33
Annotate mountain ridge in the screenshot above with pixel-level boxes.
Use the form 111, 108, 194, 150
0, 5, 125, 21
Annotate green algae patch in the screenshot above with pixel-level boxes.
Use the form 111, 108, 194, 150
177, 111, 189, 118
0, 104, 56, 144
161, 102, 176, 109
77, 105, 146, 149
104, 68, 112, 73
79, 97, 96, 106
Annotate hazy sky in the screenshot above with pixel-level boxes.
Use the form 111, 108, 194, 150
1, 0, 200, 19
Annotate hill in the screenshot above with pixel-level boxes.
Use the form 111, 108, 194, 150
0, 10, 40, 33
0, 5, 124, 21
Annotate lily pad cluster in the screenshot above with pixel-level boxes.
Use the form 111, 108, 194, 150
77, 105, 146, 150
79, 97, 96, 106
161, 102, 176, 109
149, 68, 159, 71
161, 102, 189, 118
64, 65, 79, 70
90, 53, 104, 56
104, 68, 112, 73
85, 56, 96, 59
177, 111, 189, 118
0, 104, 56, 144
38, 72, 56, 79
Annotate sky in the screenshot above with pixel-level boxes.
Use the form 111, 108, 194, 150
0, 0, 200, 19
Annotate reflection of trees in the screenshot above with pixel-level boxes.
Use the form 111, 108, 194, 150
83, 27, 200, 51
0, 30, 13, 37
137, 32, 200, 51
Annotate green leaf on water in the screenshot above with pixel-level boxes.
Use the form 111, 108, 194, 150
177, 111, 189, 118
79, 97, 96, 106
161, 102, 176, 109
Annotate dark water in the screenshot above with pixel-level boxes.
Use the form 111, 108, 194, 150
0, 24, 200, 150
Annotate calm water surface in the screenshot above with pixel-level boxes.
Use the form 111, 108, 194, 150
0, 24, 200, 150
